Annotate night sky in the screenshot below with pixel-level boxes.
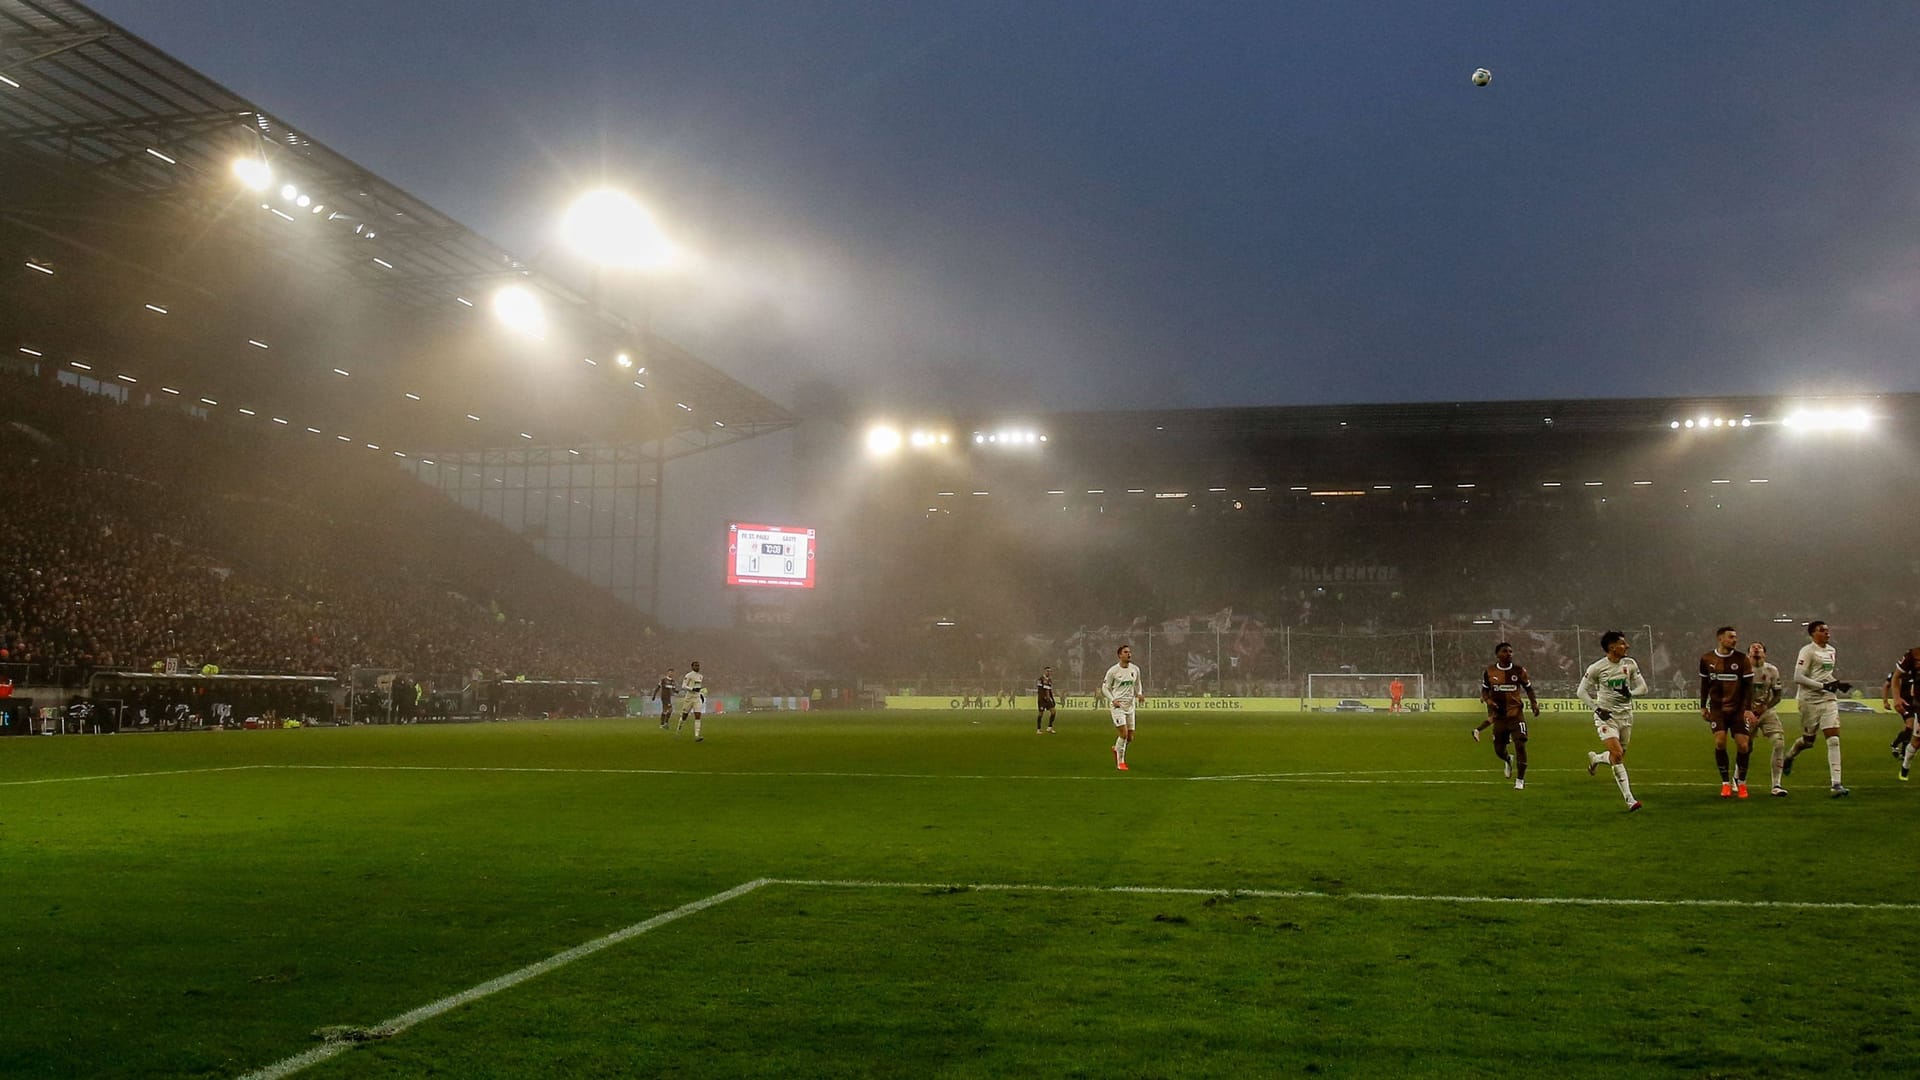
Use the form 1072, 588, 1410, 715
93, 1, 1920, 414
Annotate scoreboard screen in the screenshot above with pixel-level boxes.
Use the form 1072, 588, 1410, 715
726, 523, 817, 589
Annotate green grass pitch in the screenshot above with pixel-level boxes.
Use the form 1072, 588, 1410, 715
3, 710, 1915, 1078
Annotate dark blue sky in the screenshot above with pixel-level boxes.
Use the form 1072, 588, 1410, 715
97, 1, 1920, 412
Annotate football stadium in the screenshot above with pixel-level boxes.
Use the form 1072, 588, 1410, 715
5, 4, 1920, 1078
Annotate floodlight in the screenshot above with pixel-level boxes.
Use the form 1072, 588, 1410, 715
560, 188, 674, 270
615, 352, 633, 368
232, 157, 272, 191
279, 183, 298, 201
491, 284, 548, 339
295, 194, 311, 208
1783, 407, 1872, 433
865, 425, 903, 456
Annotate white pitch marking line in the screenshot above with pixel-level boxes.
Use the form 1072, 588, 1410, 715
767, 878, 1920, 913
248, 764, 1828, 790
236, 878, 771, 1080
0, 764, 263, 787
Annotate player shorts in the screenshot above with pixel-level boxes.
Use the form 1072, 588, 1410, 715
1110, 704, 1136, 728
1798, 698, 1838, 735
1038, 696, 1055, 711
1709, 711, 1751, 737
1752, 709, 1784, 739
678, 694, 706, 717
1491, 715, 1528, 740
1593, 712, 1632, 746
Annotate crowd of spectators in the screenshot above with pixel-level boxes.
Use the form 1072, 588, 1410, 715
0, 375, 753, 690
829, 482, 1920, 698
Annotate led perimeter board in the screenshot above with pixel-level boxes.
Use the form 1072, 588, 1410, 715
726, 523, 817, 589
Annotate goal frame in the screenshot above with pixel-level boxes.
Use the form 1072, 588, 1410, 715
1301, 672, 1428, 713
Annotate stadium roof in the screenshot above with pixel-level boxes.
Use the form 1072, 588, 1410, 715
0, 0, 794, 460
881, 392, 1920, 500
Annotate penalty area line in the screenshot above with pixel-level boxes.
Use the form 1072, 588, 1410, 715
767, 877, 1920, 913
235, 878, 771, 1080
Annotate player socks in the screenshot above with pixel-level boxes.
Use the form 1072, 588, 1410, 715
1826, 735, 1842, 786
1714, 747, 1730, 781
1612, 763, 1635, 805
1514, 742, 1527, 780
1771, 738, 1785, 788
1114, 736, 1127, 764
1734, 748, 1750, 782
693, 717, 702, 739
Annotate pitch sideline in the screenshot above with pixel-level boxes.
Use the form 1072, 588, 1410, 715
235, 878, 772, 1080
234, 872, 1920, 1077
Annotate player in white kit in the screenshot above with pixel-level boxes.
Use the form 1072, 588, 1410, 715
1100, 644, 1144, 771
1783, 621, 1849, 796
674, 660, 708, 742
1747, 642, 1790, 796
1578, 630, 1648, 812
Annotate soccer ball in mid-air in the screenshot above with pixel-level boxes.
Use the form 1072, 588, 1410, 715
1471, 68, 1492, 86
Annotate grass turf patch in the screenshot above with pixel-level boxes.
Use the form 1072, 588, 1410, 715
1, 711, 1913, 1077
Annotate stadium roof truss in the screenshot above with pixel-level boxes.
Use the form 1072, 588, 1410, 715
0, 0, 796, 461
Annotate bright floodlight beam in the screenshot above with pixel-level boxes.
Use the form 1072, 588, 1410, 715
1783, 406, 1872, 433
491, 284, 548, 340
865, 425, 903, 457
232, 156, 272, 192
560, 189, 675, 270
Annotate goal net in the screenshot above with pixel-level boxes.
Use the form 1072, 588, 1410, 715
1302, 673, 1427, 713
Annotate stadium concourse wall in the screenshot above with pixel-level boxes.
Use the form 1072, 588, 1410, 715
884, 695, 1835, 714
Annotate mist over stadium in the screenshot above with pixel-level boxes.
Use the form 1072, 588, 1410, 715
6, 2, 1920, 1077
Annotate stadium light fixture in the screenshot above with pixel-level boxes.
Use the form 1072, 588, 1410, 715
404, 392, 421, 401
865, 425, 904, 457
491, 284, 547, 339
232, 157, 272, 191
615, 353, 633, 368
239, 409, 256, 416
17, 347, 41, 356
560, 188, 674, 270
25, 261, 53, 275
0, 73, 19, 88
279, 183, 298, 201
332, 368, 350, 377
247, 339, 269, 349
372, 257, 394, 269
70, 362, 91, 371
144, 147, 177, 165
160, 386, 180, 395
295, 194, 311, 208
200, 398, 217, 406
1670, 420, 1681, 429
1782, 406, 1872, 433
454, 296, 475, 308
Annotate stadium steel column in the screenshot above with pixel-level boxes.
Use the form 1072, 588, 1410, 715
650, 438, 664, 619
